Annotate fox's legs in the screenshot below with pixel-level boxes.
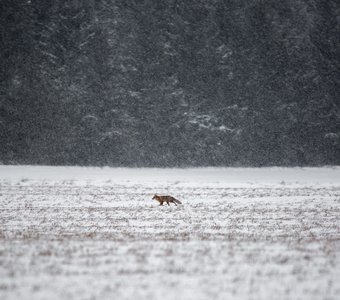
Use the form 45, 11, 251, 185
157, 200, 179, 206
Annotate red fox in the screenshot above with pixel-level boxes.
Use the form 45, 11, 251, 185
152, 194, 182, 206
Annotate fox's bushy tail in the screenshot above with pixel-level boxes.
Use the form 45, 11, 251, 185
173, 198, 182, 204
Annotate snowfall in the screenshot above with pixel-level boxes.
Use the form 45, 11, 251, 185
0, 166, 339, 300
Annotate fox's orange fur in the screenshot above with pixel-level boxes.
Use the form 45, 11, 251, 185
152, 194, 182, 206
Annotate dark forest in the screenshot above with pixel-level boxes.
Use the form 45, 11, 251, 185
1, 0, 339, 166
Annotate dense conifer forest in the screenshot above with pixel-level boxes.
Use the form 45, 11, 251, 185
1, 0, 339, 166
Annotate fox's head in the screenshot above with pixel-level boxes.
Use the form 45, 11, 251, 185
152, 194, 159, 200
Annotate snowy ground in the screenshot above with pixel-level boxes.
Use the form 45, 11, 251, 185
0, 166, 340, 300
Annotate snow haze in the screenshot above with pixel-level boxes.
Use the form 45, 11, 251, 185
1, 1, 339, 299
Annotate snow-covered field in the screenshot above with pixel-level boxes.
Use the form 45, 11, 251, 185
0, 166, 340, 300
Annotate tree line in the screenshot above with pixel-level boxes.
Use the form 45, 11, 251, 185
1, 0, 339, 166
